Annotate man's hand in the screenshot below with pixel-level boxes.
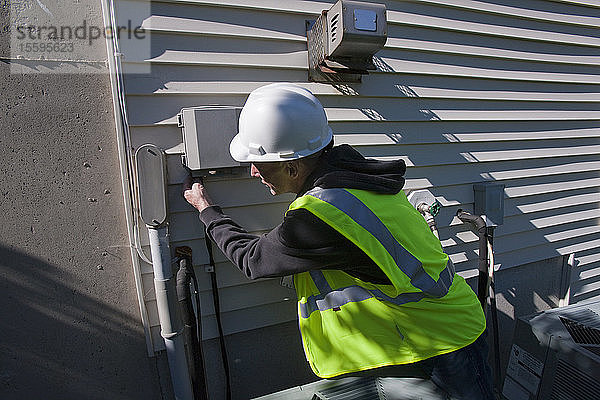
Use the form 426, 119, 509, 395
183, 175, 214, 212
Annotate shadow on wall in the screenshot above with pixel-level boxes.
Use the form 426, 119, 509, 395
0, 244, 163, 400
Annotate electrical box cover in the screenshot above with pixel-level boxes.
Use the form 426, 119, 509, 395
178, 106, 242, 171
326, 0, 387, 58
135, 144, 168, 227
473, 182, 505, 227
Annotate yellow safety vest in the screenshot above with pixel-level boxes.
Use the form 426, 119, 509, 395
288, 187, 486, 378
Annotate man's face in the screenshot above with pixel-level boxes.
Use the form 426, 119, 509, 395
250, 162, 293, 195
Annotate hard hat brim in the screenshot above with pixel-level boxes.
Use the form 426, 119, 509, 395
229, 126, 333, 163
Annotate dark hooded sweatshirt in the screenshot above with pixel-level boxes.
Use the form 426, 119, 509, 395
199, 144, 407, 284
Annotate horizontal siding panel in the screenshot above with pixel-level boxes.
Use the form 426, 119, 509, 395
413, 0, 600, 27
577, 253, 600, 268
553, 0, 600, 8
198, 299, 297, 340
147, 50, 307, 69
167, 180, 294, 211
158, 204, 288, 242
358, 141, 600, 166
145, 279, 296, 317
386, 10, 600, 47
131, 54, 600, 84
135, 106, 600, 128
327, 108, 600, 122
513, 192, 600, 214
447, 234, 600, 272
374, 58, 600, 84
151, 299, 298, 344
441, 213, 600, 252
404, 165, 600, 192
144, 16, 306, 42
494, 238, 600, 270
385, 38, 600, 66
578, 265, 600, 281
126, 75, 600, 102
494, 225, 600, 255
128, 94, 600, 125
572, 282, 600, 302
335, 128, 600, 146
504, 176, 600, 198
152, 0, 329, 15
123, 65, 308, 95
129, 126, 182, 150
477, 160, 600, 183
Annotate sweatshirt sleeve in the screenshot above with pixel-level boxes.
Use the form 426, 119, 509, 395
198, 205, 376, 280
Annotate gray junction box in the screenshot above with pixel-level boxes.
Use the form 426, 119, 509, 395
178, 106, 242, 172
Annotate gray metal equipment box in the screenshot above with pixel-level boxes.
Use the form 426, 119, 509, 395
326, 0, 387, 59
502, 300, 600, 400
178, 106, 242, 171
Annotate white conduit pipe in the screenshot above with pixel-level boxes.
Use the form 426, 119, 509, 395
148, 226, 194, 400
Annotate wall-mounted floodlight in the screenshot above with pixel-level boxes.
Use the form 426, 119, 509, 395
307, 0, 387, 83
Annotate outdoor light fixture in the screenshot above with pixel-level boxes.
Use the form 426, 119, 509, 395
307, 0, 387, 83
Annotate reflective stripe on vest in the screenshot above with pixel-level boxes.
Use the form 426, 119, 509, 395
300, 261, 454, 318
305, 187, 455, 294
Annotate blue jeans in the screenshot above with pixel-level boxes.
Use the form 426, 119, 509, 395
339, 331, 495, 399
429, 331, 495, 400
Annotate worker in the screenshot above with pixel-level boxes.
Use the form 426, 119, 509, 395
183, 83, 494, 399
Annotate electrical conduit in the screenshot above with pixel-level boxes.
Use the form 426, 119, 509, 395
148, 226, 194, 400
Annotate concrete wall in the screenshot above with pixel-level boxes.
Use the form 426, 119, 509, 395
0, 1, 165, 399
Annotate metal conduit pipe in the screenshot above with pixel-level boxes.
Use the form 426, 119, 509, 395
148, 226, 194, 400
456, 209, 501, 394
456, 210, 488, 310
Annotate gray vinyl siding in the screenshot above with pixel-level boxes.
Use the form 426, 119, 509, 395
116, 0, 600, 351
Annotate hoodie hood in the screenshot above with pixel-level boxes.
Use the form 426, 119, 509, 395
300, 144, 406, 195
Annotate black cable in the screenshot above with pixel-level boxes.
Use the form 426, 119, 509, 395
176, 254, 209, 400
190, 273, 202, 351
204, 232, 232, 400
486, 229, 502, 395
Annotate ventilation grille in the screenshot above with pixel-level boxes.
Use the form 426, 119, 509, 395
330, 13, 339, 43
551, 359, 600, 400
559, 308, 600, 345
582, 345, 600, 357
312, 377, 382, 400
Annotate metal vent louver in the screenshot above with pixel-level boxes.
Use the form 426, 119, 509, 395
330, 13, 339, 43
551, 359, 600, 400
312, 377, 382, 400
559, 308, 600, 344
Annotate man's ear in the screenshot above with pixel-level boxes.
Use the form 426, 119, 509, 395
285, 160, 299, 178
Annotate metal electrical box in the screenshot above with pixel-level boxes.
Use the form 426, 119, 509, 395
473, 182, 505, 227
178, 106, 242, 172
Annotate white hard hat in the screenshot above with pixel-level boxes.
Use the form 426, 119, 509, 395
230, 83, 333, 162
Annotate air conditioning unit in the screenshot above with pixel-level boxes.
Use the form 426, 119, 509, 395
502, 299, 600, 400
